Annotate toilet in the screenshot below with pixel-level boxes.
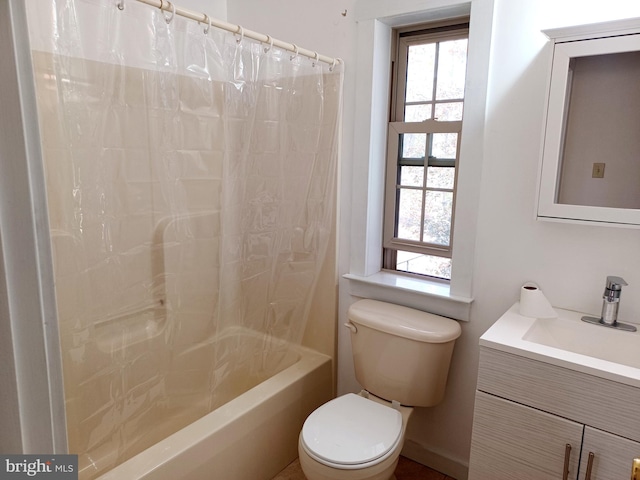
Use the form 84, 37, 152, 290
298, 299, 462, 480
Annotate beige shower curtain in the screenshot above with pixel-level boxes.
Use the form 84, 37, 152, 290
27, 0, 342, 476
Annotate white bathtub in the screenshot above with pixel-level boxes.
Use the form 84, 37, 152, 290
91, 338, 333, 480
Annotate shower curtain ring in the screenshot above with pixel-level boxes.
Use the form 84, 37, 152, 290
164, 1, 175, 24
264, 35, 273, 53
203, 14, 211, 35
117, 0, 125, 11
312, 52, 319, 67
329, 58, 337, 72
290, 44, 299, 61
236, 26, 245, 44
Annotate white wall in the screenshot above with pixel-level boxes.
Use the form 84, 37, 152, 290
1, 0, 67, 453
230, 0, 640, 477
181, 0, 226, 19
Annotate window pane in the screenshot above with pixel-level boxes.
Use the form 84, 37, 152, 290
435, 39, 468, 100
400, 166, 424, 187
434, 102, 463, 121
406, 44, 436, 103
431, 132, 458, 159
396, 250, 452, 279
423, 191, 453, 245
426, 166, 455, 189
405, 104, 432, 122
397, 188, 422, 241
401, 133, 426, 159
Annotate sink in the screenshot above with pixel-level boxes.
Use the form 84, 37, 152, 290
480, 303, 640, 388
523, 316, 640, 369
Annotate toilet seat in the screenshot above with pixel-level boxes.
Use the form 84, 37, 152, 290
300, 393, 403, 469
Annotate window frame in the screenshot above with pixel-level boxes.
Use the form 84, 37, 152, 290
383, 120, 462, 258
345, 0, 492, 322
382, 20, 469, 279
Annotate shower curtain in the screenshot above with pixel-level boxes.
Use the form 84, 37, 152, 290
26, 0, 342, 477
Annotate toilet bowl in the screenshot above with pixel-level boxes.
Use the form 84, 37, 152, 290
298, 299, 461, 480
298, 392, 413, 480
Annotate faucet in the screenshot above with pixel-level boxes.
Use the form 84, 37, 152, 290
601, 276, 627, 325
582, 276, 637, 332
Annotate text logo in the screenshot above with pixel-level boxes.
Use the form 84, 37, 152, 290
1, 455, 77, 479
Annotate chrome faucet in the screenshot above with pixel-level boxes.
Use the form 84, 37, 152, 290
601, 276, 627, 325
582, 276, 637, 332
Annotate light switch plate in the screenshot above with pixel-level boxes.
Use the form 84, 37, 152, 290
592, 162, 605, 178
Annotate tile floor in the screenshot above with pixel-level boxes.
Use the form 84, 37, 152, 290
271, 456, 456, 480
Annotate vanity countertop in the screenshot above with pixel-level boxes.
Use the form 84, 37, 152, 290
480, 303, 640, 388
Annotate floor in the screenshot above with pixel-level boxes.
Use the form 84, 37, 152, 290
271, 456, 456, 480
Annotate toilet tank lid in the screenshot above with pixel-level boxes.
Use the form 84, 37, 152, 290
347, 299, 461, 343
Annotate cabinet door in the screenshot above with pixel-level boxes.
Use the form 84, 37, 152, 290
469, 391, 584, 480
579, 426, 640, 479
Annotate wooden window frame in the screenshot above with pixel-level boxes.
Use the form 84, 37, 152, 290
383, 20, 469, 278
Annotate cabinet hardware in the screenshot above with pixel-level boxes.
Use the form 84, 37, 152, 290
631, 457, 640, 480
584, 452, 594, 480
563, 444, 572, 480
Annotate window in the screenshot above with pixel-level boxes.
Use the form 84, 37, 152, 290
383, 21, 469, 281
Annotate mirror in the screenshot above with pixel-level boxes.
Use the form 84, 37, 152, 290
537, 18, 640, 226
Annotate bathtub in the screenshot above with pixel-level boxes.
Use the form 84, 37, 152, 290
89, 331, 333, 480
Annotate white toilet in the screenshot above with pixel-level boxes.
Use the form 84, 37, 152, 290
298, 299, 462, 480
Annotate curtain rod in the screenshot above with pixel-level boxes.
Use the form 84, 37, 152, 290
123, 0, 341, 68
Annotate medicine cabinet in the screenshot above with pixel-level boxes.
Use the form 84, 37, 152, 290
537, 17, 640, 227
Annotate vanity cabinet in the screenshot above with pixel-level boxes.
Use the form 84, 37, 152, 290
469, 347, 640, 480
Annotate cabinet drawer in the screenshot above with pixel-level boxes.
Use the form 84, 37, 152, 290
477, 347, 640, 442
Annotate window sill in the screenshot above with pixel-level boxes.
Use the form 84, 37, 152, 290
343, 271, 473, 322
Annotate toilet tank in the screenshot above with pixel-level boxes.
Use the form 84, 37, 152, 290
347, 299, 461, 407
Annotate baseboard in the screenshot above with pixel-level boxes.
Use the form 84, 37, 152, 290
401, 439, 469, 480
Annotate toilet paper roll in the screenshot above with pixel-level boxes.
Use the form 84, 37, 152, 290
519, 282, 557, 318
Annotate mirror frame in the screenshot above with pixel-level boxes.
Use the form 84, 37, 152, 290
537, 18, 640, 227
